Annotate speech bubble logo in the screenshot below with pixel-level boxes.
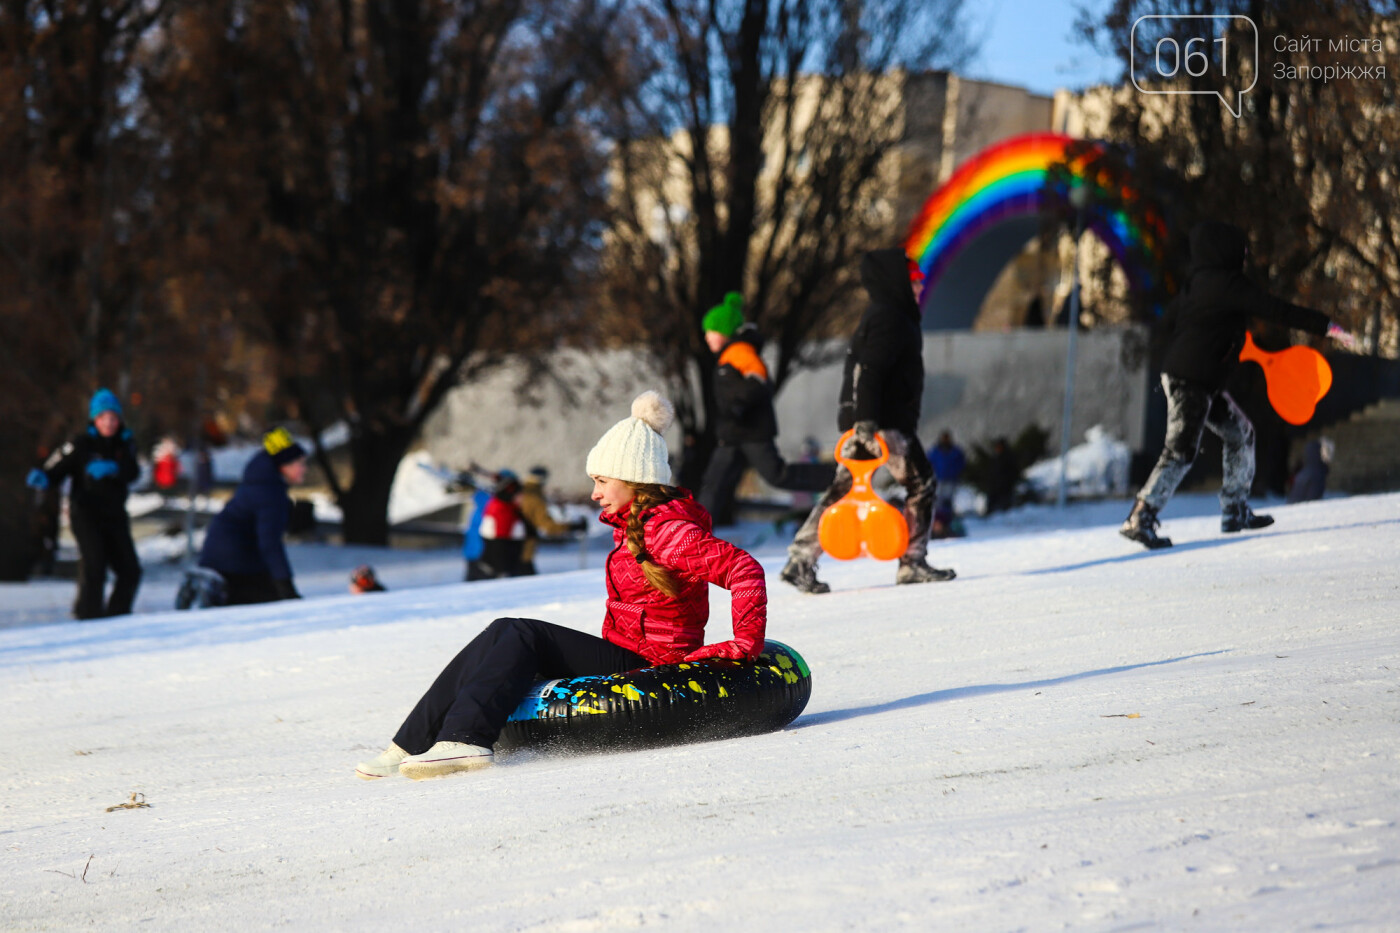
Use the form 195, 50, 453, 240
1131, 15, 1258, 118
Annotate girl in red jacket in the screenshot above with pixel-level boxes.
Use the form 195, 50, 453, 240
356, 391, 767, 781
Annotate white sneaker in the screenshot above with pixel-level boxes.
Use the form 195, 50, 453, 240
355, 742, 410, 780
398, 741, 494, 780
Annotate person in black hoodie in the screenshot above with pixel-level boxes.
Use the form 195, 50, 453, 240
1122, 221, 1332, 549
198, 427, 308, 604
697, 293, 836, 524
780, 248, 956, 593
26, 389, 143, 619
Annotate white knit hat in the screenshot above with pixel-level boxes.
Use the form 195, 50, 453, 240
585, 391, 675, 485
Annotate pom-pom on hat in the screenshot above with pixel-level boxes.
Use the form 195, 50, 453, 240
263, 427, 308, 466
585, 391, 674, 485
89, 388, 123, 420
701, 292, 745, 337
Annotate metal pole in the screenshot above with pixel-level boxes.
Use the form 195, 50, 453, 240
184, 313, 209, 566
183, 446, 198, 565
1056, 200, 1086, 509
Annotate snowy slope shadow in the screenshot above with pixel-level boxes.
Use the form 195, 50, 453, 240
0, 572, 602, 670
1026, 537, 1238, 575
1028, 518, 1400, 577
790, 651, 1227, 728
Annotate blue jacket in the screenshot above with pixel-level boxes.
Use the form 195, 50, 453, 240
461, 489, 491, 561
199, 451, 295, 581
928, 443, 966, 483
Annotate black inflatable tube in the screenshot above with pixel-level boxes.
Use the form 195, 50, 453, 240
498, 640, 812, 753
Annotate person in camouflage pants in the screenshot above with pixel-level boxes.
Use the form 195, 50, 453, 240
1122, 222, 1332, 549
780, 248, 955, 594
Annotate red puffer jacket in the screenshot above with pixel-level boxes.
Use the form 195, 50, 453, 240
599, 493, 767, 665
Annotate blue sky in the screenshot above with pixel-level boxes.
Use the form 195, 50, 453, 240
963, 0, 1123, 95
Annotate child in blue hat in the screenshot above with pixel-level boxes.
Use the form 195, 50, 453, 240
26, 389, 142, 619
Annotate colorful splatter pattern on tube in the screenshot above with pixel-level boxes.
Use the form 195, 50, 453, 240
498, 641, 811, 753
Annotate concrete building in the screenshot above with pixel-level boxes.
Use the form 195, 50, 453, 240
424, 73, 1154, 499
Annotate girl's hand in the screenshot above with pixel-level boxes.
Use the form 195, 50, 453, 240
684, 640, 754, 662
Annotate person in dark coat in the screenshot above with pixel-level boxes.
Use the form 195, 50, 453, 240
26, 389, 143, 619
697, 292, 835, 524
1286, 438, 1331, 503
983, 437, 1023, 514
198, 427, 307, 604
780, 248, 956, 593
1122, 221, 1333, 548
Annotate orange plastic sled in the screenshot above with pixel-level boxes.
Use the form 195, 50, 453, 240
1239, 332, 1333, 426
818, 429, 910, 561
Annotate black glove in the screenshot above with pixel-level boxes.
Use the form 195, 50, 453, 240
842, 420, 880, 459
273, 578, 302, 600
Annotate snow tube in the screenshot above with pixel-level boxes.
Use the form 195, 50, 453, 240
497, 640, 811, 753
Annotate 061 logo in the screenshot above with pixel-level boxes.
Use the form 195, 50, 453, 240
1130, 15, 1259, 118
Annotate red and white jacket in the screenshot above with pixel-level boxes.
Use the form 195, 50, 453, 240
598, 493, 767, 665
479, 496, 527, 540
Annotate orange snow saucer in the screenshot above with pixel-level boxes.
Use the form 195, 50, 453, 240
818, 429, 910, 561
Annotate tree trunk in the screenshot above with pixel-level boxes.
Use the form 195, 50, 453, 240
338, 429, 414, 546
0, 439, 39, 581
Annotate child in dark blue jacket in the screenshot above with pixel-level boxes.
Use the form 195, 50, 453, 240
198, 428, 308, 604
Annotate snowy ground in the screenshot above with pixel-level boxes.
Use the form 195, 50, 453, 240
0, 520, 600, 633
1, 493, 1397, 930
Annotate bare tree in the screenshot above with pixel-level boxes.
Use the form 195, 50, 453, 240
148, 0, 630, 544
1071, 0, 1397, 494
603, 0, 974, 458
0, 0, 179, 579
1076, 0, 1397, 353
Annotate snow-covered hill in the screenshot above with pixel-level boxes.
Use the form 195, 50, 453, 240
2, 494, 1396, 930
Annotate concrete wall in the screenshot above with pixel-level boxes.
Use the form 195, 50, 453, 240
773, 326, 1150, 463
420, 348, 682, 498
421, 327, 1151, 498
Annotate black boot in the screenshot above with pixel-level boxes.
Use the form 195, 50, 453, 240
1221, 502, 1274, 533
896, 560, 957, 584
780, 558, 830, 594
1120, 499, 1172, 549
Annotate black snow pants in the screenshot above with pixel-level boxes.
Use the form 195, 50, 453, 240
69, 505, 141, 620
222, 572, 284, 606
698, 441, 837, 526
1138, 374, 1256, 511
392, 618, 648, 753
786, 428, 935, 568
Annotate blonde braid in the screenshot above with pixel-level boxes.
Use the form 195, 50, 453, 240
625, 483, 686, 598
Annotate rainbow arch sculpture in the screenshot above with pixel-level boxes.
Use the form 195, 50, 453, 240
904, 132, 1166, 330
